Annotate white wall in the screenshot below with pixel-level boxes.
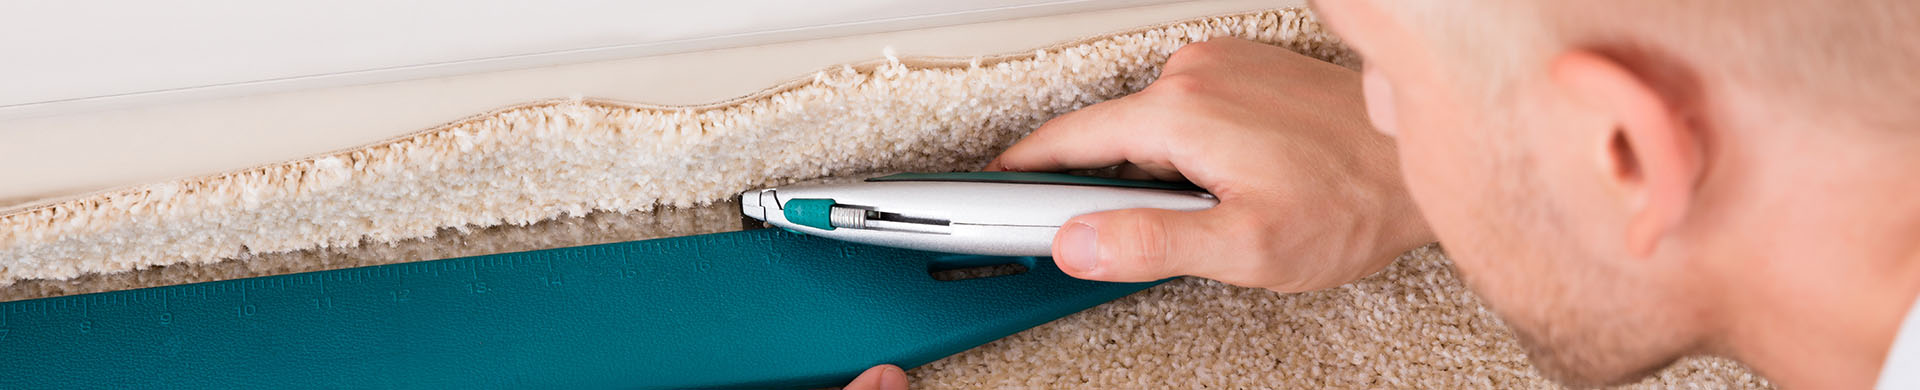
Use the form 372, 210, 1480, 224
0, 0, 1186, 119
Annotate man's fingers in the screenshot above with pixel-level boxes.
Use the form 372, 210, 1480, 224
986, 99, 1166, 173
841, 365, 907, 390
1051, 207, 1252, 283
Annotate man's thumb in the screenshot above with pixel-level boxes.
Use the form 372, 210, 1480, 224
1051, 208, 1220, 282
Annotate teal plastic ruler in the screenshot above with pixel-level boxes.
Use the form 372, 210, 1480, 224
0, 228, 1159, 389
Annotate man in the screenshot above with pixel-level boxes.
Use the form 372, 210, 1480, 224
852, 0, 1920, 388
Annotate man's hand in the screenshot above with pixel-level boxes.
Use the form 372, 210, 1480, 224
986, 38, 1434, 292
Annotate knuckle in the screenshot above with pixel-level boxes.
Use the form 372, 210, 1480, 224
1147, 73, 1209, 98
1114, 211, 1175, 273
1168, 40, 1227, 66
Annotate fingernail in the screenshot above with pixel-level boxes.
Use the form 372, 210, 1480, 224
879, 365, 908, 390
1059, 222, 1100, 274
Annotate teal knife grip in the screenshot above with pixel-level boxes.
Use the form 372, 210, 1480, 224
781, 198, 838, 230
0, 229, 1158, 389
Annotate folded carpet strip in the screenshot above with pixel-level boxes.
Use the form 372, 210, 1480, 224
0, 8, 1771, 389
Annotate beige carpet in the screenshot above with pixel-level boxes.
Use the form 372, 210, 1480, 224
0, 8, 1772, 389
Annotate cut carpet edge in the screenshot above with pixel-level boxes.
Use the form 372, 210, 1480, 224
0, 8, 1349, 284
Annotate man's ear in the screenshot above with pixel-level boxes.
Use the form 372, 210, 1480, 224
1549, 51, 1705, 257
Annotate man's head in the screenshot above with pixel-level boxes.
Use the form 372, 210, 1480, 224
1313, 0, 1920, 386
